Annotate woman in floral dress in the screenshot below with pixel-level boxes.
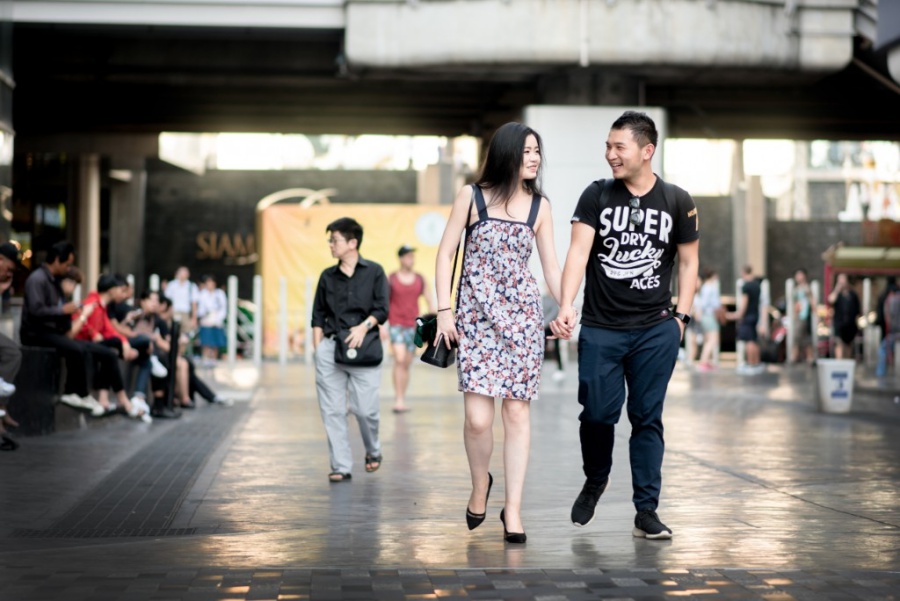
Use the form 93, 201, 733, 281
434, 122, 562, 543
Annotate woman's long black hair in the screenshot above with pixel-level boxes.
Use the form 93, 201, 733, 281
475, 122, 546, 214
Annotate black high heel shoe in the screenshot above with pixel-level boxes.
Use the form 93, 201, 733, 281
465, 472, 493, 530
499, 508, 527, 544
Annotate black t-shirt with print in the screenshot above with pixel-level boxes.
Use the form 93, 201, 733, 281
571, 176, 699, 329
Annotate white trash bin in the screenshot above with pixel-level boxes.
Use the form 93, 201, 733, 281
816, 359, 856, 414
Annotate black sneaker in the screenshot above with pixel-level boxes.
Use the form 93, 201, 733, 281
570, 478, 610, 526
632, 508, 673, 539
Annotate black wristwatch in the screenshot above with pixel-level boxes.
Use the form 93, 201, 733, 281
673, 312, 691, 325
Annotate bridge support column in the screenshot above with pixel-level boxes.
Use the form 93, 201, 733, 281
109, 158, 147, 287
731, 144, 766, 282
77, 154, 101, 291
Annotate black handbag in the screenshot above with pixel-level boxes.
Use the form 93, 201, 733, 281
333, 328, 383, 367
414, 190, 473, 368
416, 313, 457, 368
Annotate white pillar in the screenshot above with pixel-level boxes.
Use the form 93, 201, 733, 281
759, 278, 771, 340
785, 278, 796, 362
77, 154, 101, 292
278, 276, 288, 366
252, 274, 263, 365
226, 275, 238, 364
862, 278, 877, 365
149, 273, 160, 292
735, 278, 745, 368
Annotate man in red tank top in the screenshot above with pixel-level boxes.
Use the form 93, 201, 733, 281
388, 245, 435, 413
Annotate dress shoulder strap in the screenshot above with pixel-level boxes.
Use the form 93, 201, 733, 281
526, 193, 541, 228
472, 184, 489, 222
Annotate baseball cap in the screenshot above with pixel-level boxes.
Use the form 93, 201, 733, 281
398, 245, 416, 257
0, 242, 21, 266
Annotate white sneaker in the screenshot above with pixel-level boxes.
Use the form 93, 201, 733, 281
0, 377, 15, 397
127, 396, 149, 420
149, 354, 168, 378
60, 393, 91, 410
551, 370, 566, 382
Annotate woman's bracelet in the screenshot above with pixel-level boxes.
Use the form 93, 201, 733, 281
437, 307, 452, 313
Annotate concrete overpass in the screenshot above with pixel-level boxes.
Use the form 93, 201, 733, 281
4, 0, 899, 140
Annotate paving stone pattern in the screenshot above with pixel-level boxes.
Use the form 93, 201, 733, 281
1, 362, 899, 600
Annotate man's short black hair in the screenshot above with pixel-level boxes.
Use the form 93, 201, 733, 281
46, 241, 75, 265
326, 217, 364, 250
97, 273, 121, 293
611, 110, 658, 148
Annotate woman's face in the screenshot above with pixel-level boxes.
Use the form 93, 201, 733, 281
61, 278, 76, 297
141, 293, 160, 314
519, 134, 541, 182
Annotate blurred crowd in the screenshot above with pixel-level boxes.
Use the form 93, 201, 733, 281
0, 241, 233, 452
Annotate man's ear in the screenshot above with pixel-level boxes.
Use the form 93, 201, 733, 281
642, 142, 655, 161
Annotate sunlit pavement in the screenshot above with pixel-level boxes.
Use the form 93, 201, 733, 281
1, 357, 899, 600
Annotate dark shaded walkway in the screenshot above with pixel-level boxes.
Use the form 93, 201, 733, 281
1, 360, 898, 600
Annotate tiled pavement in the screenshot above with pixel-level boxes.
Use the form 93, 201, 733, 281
1, 358, 899, 600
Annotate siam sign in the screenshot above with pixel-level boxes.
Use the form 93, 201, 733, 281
195, 232, 257, 265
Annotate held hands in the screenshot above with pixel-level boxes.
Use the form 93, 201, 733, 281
549, 306, 578, 340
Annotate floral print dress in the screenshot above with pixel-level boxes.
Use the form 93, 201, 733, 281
456, 185, 544, 401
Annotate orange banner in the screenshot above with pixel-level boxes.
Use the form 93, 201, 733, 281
259, 204, 452, 356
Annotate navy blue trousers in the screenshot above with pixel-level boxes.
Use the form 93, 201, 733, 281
577, 318, 681, 511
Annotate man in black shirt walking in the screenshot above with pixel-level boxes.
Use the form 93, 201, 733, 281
551, 111, 700, 539
311, 217, 389, 482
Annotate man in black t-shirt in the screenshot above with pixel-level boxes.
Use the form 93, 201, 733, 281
727, 265, 763, 373
550, 111, 699, 540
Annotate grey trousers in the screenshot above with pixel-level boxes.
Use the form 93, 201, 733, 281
0, 333, 22, 384
315, 337, 382, 474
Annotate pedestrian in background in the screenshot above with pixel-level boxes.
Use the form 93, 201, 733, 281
312, 217, 389, 483
827, 273, 860, 359
387, 245, 434, 413
876, 276, 900, 378
434, 122, 562, 543
792, 267, 816, 365
166, 266, 199, 332
197, 274, 227, 366
696, 268, 722, 371
728, 265, 764, 375
551, 110, 699, 541
0, 242, 22, 450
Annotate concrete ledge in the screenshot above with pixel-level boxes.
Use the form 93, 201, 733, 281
346, 0, 853, 71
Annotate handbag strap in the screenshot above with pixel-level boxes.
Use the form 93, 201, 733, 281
449, 187, 475, 310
